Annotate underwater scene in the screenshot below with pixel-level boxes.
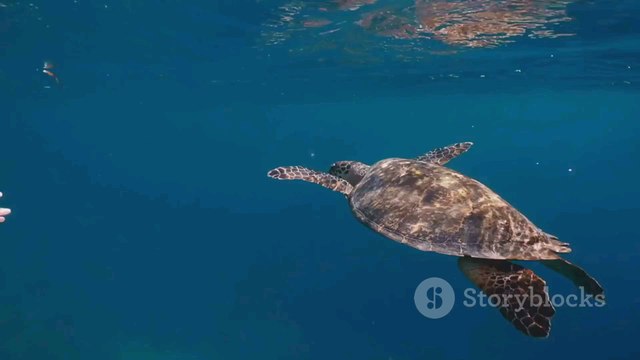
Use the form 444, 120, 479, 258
1, 0, 640, 359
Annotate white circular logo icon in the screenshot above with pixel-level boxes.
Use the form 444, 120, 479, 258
414, 277, 455, 319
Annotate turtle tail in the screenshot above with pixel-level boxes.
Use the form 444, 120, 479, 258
546, 233, 571, 254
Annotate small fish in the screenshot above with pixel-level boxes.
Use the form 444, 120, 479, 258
42, 61, 60, 84
0, 192, 11, 223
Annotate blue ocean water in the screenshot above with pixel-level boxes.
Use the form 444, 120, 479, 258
1, 0, 639, 359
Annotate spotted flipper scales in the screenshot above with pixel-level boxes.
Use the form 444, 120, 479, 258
458, 257, 555, 338
268, 166, 353, 195
417, 142, 473, 165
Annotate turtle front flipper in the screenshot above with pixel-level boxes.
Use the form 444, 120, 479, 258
540, 259, 605, 299
268, 166, 353, 195
417, 142, 473, 165
458, 257, 555, 338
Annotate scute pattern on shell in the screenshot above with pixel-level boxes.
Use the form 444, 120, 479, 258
349, 158, 570, 259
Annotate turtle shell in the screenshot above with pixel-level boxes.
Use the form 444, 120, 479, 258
348, 158, 569, 260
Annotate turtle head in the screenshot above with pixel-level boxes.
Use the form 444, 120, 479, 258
329, 161, 369, 186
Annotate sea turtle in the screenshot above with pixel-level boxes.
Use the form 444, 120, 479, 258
267, 142, 604, 338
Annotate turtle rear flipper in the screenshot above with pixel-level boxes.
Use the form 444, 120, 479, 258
268, 166, 353, 195
458, 257, 555, 338
540, 258, 605, 298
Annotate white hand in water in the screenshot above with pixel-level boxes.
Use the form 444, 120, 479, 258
0, 192, 11, 223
